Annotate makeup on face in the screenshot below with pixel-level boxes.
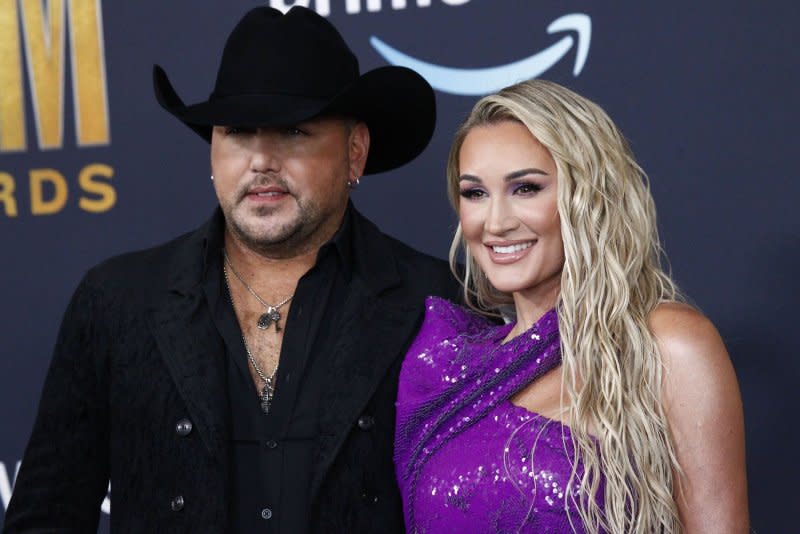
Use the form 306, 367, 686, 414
457, 121, 564, 304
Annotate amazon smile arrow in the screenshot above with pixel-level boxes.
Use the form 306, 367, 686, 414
370, 13, 591, 96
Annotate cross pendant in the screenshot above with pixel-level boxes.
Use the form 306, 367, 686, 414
259, 382, 273, 414
257, 307, 283, 332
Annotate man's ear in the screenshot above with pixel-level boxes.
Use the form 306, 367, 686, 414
348, 122, 370, 179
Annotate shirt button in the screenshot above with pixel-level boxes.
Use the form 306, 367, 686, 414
261, 508, 273, 520
170, 495, 184, 511
265, 439, 278, 449
361, 491, 379, 505
357, 415, 375, 430
175, 419, 193, 436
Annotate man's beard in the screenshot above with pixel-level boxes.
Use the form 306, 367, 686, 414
226, 198, 323, 259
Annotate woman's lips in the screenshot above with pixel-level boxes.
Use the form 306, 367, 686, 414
485, 240, 535, 264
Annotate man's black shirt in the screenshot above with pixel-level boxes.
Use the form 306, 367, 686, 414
203, 206, 354, 533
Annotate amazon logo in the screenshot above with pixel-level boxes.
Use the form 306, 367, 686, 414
371, 13, 591, 96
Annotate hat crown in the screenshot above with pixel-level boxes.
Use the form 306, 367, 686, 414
212, 6, 359, 100
153, 6, 436, 174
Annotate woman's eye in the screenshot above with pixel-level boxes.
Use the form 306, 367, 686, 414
513, 182, 543, 195
459, 188, 486, 200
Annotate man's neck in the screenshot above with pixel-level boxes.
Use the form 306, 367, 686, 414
223, 230, 319, 295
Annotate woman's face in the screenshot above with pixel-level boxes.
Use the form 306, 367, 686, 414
457, 120, 564, 304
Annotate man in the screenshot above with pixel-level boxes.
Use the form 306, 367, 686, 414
4, 7, 458, 533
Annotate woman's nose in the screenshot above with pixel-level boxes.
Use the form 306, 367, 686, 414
485, 197, 518, 235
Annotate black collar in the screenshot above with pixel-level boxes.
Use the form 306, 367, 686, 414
166, 201, 399, 298
200, 203, 355, 284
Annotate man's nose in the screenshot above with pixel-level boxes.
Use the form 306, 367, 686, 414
249, 131, 281, 173
485, 196, 518, 235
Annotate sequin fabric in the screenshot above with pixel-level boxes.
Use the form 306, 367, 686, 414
395, 297, 602, 533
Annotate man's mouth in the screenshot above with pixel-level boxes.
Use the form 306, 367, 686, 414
244, 185, 289, 201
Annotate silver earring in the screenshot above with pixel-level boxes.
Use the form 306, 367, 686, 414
347, 177, 360, 189
211, 175, 215, 181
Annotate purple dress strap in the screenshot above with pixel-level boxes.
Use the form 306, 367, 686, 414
395, 297, 602, 533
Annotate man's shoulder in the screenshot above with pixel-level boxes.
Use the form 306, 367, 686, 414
353, 214, 458, 300
82, 223, 205, 293
360, 221, 451, 278
352, 209, 448, 268
380, 231, 448, 268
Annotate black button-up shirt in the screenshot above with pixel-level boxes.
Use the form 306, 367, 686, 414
203, 206, 354, 533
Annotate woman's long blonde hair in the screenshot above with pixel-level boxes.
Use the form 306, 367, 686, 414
447, 79, 683, 533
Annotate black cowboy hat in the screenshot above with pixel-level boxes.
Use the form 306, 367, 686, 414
153, 6, 435, 175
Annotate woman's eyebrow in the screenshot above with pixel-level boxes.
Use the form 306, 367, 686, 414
459, 168, 549, 184
458, 174, 482, 183
504, 168, 548, 181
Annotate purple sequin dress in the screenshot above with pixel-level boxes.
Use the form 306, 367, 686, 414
395, 297, 602, 533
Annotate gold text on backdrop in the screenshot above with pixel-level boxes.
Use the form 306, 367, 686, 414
0, 0, 109, 152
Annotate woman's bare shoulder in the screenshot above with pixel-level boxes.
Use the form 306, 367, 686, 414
648, 302, 729, 374
647, 301, 740, 413
648, 302, 749, 532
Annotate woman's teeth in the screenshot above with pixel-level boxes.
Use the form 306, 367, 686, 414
492, 242, 533, 254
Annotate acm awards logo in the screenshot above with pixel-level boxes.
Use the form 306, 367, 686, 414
0, 0, 115, 219
270, 1, 591, 96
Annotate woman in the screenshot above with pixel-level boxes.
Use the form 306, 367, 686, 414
394, 80, 747, 533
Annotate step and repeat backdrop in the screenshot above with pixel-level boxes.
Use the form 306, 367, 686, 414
1, 0, 797, 530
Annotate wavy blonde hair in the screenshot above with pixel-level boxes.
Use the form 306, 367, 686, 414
447, 79, 683, 533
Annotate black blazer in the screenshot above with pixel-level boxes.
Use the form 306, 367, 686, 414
4, 209, 459, 533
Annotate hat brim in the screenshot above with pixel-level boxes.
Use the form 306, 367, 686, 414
153, 65, 435, 175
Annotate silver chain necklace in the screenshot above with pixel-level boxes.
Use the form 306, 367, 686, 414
223, 263, 279, 414
223, 251, 293, 332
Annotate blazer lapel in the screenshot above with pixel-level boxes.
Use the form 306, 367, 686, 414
148, 291, 228, 459
311, 278, 420, 498
146, 216, 228, 460
310, 209, 423, 498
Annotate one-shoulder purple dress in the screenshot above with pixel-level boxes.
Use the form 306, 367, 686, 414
395, 297, 602, 533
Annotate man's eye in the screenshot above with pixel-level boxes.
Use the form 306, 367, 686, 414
286, 127, 306, 136
224, 126, 254, 135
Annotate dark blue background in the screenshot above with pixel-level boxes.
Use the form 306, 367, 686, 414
1, 1, 797, 531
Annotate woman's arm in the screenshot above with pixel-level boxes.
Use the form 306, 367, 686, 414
650, 302, 749, 534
